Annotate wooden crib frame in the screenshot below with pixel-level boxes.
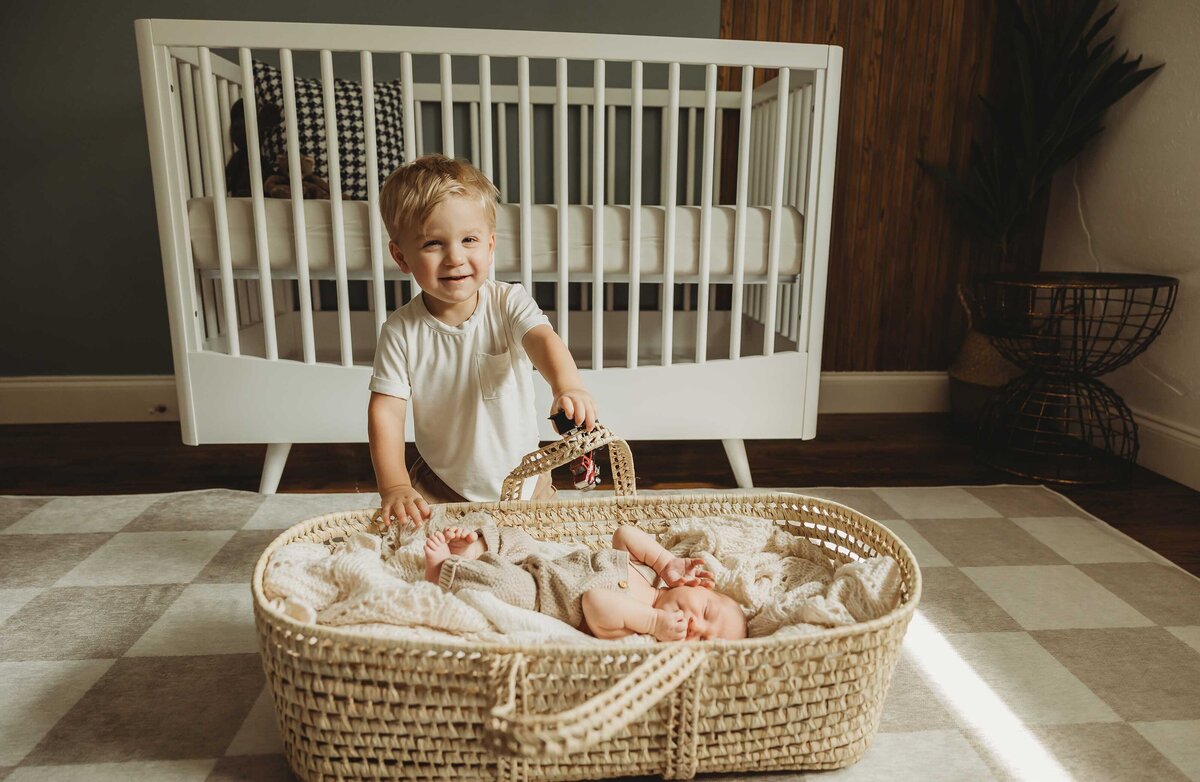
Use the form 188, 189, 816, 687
134, 19, 842, 493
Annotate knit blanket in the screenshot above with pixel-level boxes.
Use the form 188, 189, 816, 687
262, 507, 902, 644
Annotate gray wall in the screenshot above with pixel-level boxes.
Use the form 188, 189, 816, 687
0, 0, 721, 376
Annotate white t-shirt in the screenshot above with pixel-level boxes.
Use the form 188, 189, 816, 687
369, 279, 551, 501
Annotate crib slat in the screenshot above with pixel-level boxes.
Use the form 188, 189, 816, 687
320, 50, 353, 367
192, 68, 213, 197
591, 59, 605, 369
198, 48, 239, 356
555, 57, 569, 343
518, 57, 532, 291
606, 104, 616, 206
762, 68, 789, 356
685, 106, 696, 207
400, 52, 417, 164
797, 84, 813, 213
479, 56, 493, 180
440, 52, 454, 158
695, 64, 717, 364
360, 51, 387, 335
661, 62, 679, 367
280, 49, 316, 363
580, 103, 589, 206
729, 66, 753, 360
400, 51, 419, 303
798, 70, 828, 366
786, 89, 799, 208
239, 47, 279, 360
176, 64, 202, 197
626, 60, 643, 369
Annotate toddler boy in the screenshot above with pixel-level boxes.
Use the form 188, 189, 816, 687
369, 155, 598, 527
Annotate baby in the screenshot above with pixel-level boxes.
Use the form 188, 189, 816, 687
423, 523, 747, 642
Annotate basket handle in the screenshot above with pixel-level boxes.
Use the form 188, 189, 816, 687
498, 422, 637, 501
486, 646, 707, 757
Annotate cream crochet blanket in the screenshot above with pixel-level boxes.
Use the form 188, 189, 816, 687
262, 508, 902, 644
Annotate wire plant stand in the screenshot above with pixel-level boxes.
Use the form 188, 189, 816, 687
972, 272, 1178, 484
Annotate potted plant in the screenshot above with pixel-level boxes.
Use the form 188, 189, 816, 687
920, 0, 1161, 432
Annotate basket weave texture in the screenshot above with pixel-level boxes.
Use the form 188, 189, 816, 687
252, 427, 922, 781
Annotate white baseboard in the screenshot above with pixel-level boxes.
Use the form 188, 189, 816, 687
0, 376, 180, 424
1130, 407, 1200, 492
3, 372, 1196, 492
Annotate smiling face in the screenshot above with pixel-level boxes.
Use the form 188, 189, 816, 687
654, 585, 747, 641
388, 194, 495, 323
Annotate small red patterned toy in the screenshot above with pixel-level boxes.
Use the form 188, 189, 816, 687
550, 410, 602, 490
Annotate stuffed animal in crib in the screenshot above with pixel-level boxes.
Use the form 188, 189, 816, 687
264, 154, 335, 199
225, 98, 282, 197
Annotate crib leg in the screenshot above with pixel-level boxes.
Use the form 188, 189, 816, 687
259, 443, 293, 494
721, 438, 754, 489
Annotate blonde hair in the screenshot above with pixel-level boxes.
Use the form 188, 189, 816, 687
379, 154, 499, 243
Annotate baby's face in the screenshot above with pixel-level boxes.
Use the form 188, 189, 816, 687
656, 585, 746, 641
390, 195, 495, 309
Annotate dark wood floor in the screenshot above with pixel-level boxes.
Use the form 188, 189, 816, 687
3, 414, 1197, 576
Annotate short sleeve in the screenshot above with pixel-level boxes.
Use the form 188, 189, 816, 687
503, 282, 551, 345
369, 323, 411, 399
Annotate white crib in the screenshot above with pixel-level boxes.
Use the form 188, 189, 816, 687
134, 19, 842, 493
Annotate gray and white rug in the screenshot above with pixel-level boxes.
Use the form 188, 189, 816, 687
0, 486, 1198, 781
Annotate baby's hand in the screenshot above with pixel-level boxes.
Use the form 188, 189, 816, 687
551, 388, 598, 433
376, 484, 431, 530
661, 557, 715, 589
651, 608, 687, 642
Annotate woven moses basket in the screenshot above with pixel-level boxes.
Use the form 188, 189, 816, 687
253, 426, 922, 781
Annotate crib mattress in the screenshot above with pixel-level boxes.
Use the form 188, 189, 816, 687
187, 198, 805, 279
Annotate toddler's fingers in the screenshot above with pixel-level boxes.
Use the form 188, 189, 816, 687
403, 500, 424, 528
561, 396, 575, 420
416, 497, 432, 518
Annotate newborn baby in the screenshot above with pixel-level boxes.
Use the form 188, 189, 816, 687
424, 524, 747, 641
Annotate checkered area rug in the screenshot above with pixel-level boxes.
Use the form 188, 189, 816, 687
1, 486, 1198, 781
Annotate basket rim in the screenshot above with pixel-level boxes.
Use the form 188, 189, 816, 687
251, 490, 923, 656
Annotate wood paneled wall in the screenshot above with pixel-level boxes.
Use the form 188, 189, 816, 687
720, 1, 1006, 371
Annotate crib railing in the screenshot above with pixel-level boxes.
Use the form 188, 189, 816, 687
137, 20, 840, 391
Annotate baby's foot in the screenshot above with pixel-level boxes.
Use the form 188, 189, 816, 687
424, 528, 484, 583
424, 531, 453, 584
443, 527, 483, 558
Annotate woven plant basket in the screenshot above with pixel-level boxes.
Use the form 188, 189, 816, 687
252, 426, 922, 781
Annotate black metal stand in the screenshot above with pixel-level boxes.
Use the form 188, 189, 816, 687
973, 273, 1178, 485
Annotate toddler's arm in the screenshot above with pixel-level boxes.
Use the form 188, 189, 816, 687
581, 589, 686, 641
523, 324, 598, 432
612, 525, 713, 588
368, 392, 431, 527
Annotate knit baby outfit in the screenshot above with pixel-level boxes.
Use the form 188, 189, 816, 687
438, 527, 638, 627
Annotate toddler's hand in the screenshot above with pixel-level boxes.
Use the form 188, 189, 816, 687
551, 388, 598, 433
651, 608, 687, 642
661, 557, 715, 589
376, 485, 431, 530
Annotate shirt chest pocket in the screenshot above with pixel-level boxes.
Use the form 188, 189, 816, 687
476, 349, 517, 400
